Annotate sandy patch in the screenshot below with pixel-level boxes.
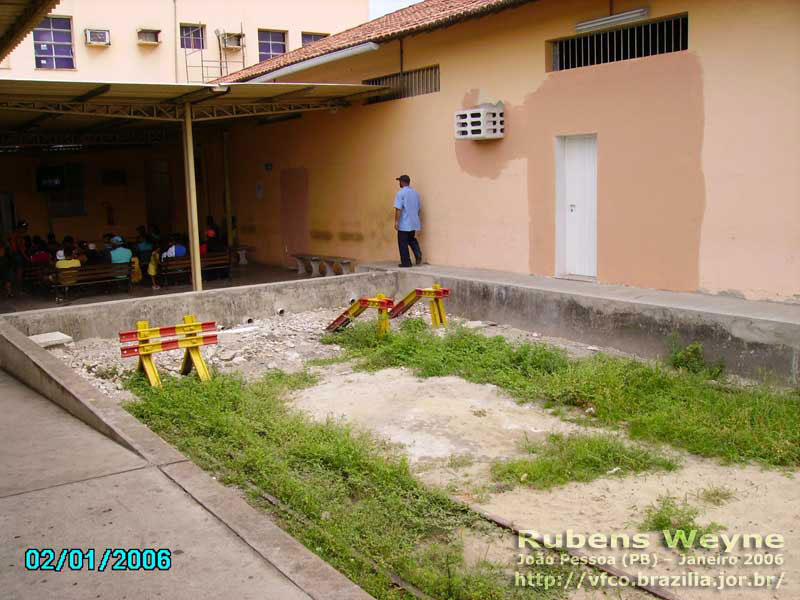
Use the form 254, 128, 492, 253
293, 366, 799, 600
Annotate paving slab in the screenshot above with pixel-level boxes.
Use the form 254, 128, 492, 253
28, 331, 73, 348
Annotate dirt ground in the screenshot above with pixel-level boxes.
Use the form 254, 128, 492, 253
54, 307, 799, 600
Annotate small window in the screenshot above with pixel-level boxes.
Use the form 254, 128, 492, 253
258, 30, 286, 61
301, 32, 328, 46
137, 28, 161, 44
33, 16, 74, 70
552, 14, 688, 71
180, 24, 205, 49
364, 66, 440, 104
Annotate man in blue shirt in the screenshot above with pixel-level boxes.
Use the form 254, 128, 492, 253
109, 236, 132, 264
393, 174, 423, 268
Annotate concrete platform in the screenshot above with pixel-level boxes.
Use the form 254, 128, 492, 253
0, 370, 364, 600
361, 262, 800, 383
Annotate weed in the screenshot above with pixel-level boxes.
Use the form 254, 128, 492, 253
640, 495, 723, 551
324, 321, 800, 467
668, 340, 724, 379
491, 433, 678, 490
124, 371, 570, 599
697, 485, 736, 506
93, 364, 123, 380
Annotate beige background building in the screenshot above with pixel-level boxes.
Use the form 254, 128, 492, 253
0, 0, 369, 82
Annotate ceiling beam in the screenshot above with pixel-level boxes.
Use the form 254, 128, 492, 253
15, 84, 112, 131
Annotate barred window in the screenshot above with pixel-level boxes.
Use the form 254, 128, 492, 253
553, 14, 688, 71
258, 30, 286, 61
363, 66, 440, 104
180, 24, 205, 49
302, 32, 327, 46
33, 17, 74, 70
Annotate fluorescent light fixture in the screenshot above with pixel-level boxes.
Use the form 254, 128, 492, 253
575, 7, 650, 33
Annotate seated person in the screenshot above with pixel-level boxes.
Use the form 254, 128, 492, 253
109, 236, 132, 264
55, 249, 81, 269
76, 241, 90, 265
85, 242, 106, 265
136, 234, 153, 254
29, 243, 52, 265
161, 236, 187, 260
206, 228, 226, 253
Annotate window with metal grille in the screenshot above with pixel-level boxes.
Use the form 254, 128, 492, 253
363, 66, 440, 104
180, 24, 205, 49
302, 32, 328, 46
33, 17, 74, 70
258, 30, 286, 61
552, 14, 688, 71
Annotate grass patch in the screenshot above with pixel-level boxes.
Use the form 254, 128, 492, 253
448, 454, 475, 470
640, 495, 723, 551
124, 371, 572, 599
323, 319, 800, 467
697, 485, 736, 506
306, 355, 349, 367
491, 433, 678, 490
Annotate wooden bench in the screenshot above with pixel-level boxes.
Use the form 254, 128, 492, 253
292, 254, 355, 277
162, 251, 232, 287
52, 262, 132, 301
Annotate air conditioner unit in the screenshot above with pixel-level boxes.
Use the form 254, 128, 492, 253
454, 102, 505, 140
85, 29, 111, 46
220, 32, 244, 49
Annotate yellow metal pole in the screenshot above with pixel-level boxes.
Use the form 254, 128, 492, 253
222, 130, 234, 247
182, 101, 203, 292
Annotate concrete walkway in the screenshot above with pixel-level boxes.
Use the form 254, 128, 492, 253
0, 370, 314, 600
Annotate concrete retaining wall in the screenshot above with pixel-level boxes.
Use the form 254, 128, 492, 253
392, 270, 800, 384
1, 272, 399, 341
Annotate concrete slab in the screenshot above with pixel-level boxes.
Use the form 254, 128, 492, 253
0, 370, 145, 497
28, 332, 73, 348
0, 466, 311, 600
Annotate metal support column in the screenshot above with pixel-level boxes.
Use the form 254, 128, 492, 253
222, 130, 234, 247
182, 101, 203, 291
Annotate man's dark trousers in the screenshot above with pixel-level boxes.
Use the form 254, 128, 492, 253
398, 230, 421, 267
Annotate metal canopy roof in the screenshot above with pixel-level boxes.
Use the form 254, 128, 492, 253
0, 0, 59, 60
0, 78, 386, 125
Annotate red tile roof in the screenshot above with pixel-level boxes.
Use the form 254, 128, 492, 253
215, 0, 535, 83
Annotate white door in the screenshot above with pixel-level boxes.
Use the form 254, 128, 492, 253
557, 135, 597, 277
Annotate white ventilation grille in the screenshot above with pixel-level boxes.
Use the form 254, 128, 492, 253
454, 102, 505, 140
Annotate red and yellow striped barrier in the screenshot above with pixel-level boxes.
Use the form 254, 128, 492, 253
389, 284, 450, 327
119, 314, 217, 387
326, 294, 394, 336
